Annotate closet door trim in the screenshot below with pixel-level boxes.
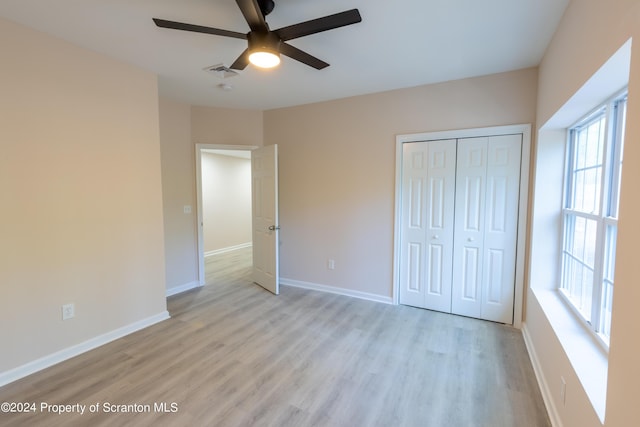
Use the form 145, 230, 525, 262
393, 124, 531, 328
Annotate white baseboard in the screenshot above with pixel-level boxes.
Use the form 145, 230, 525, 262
522, 322, 562, 427
204, 242, 252, 258
280, 278, 393, 305
0, 311, 170, 388
166, 280, 202, 297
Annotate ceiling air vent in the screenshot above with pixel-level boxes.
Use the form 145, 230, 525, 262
203, 64, 239, 78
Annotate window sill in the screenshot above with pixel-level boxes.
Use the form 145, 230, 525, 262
557, 288, 610, 352
532, 287, 608, 423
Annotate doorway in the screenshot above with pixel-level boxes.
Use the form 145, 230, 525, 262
196, 144, 257, 285
195, 144, 280, 295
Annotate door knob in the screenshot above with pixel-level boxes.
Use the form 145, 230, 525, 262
268, 225, 280, 231
468, 237, 474, 242
432, 235, 439, 240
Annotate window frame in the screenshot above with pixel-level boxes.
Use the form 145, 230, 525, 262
559, 89, 627, 350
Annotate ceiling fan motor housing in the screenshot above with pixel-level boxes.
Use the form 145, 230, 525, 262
248, 31, 281, 54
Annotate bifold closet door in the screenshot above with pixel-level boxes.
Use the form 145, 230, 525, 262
451, 135, 522, 323
399, 139, 456, 312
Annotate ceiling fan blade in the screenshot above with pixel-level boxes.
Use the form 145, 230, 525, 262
230, 49, 251, 70
274, 9, 362, 41
153, 18, 247, 40
235, 0, 269, 32
279, 43, 329, 70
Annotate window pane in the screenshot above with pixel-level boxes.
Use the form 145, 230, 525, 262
567, 216, 597, 267
562, 215, 597, 321
570, 115, 605, 214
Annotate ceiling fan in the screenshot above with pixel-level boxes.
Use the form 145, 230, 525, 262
153, 0, 362, 70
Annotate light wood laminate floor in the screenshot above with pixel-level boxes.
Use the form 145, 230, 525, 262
0, 247, 549, 426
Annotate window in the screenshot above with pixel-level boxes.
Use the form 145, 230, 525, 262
561, 91, 627, 347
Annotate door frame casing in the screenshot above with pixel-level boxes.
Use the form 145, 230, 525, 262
195, 143, 258, 285
393, 124, 531, 328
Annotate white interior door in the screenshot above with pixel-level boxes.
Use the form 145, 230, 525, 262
451, 138, 488, 319
479, 134, 522, 323
251, 145, 279, 295
451, 135, 522, 323
399, 140, 456, 312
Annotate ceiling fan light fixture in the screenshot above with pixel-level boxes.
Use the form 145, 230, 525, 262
247, 32, 281, 68
249, 49, 281, 68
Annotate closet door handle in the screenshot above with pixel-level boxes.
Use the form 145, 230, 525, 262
432, 235, 440, 240
467, 237, 474, 242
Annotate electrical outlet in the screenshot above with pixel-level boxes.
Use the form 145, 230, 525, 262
62, 303, 75, 320
328, 259, 335, 270
560, 376, 566, 406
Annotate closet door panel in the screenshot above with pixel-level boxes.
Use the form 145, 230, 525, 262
399, 143, 429, 308
452, 137, 487, 319
424, 140, 456, 312
399, 140, 456, 311
481, 134, 522, 323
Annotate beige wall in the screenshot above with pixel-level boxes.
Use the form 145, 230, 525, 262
0, 18, 167, 373
264, 68, 538, 298
191, 106, 263, 146
527, 1, 640, 426
159, 98, 198, 292
201, 153, 252, 253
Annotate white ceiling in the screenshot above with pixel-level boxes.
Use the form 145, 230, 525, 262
0, 0, 569, 110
